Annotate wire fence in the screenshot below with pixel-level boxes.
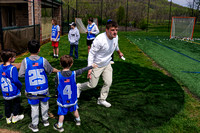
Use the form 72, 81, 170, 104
1, 25, 40, 55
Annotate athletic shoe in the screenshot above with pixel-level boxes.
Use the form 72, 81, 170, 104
74, 119, 81, 126
110, 61, 114, 64
42, 120, 50, 127
97, 100, 111, 107
12, 114, 24, 123
6, 117, 12, 124
53, 123, 64, 132
28, 123, 39, 132
77, 83, 81, 98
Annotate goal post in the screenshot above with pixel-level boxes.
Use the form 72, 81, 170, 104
170, 17, 196, 40
75, 18, 87, 33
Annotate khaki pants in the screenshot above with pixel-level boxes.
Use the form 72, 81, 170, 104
80, 64, 113, 101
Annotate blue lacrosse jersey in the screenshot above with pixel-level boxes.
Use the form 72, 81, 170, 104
87, 24, 95, 39
57, 71, 78, 108
51, 25, 60, 41
25, 57, 48, 95
0, 65, 21, 100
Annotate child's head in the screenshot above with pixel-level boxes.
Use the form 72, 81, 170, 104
52, 18, 57, 25
28, 39, 40, 54
60, 55, 73, 69
0, 49, 16, 64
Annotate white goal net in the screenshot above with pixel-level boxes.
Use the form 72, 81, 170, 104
75, 18, 87, 33
170, 17, 196, 40
93, 18, 98, 26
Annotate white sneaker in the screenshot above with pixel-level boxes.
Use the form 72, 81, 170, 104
12, 114, 24, 123
42, 120, 50, 127
6, 117, 12, 124
77, 83, 81, 98
97, 100, 111, 107
110, 61, 114, 64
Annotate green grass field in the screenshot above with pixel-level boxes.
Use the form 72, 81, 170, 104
1, 28, 200, 132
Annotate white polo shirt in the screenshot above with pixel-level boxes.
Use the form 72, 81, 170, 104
88, 32, 119, 68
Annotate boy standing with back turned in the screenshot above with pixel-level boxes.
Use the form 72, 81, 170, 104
19, 40, 59, 132
0, 50, 24, 124
53, 55, 97, 132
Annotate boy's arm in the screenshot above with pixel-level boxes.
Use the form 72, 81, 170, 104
18, 59, 26, 77
55, 25, 60, 41
12, 67, 22, 89
75, 64, 97, 76
53, 68, 60, 73
44, 58, 59, 74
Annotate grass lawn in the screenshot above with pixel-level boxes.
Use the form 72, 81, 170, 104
0, 29, 200, 132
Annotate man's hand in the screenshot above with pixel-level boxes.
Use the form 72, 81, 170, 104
117, 50, 124, 58
92, 63, 98, 68
119, 52, 124, 58
87, 69, 92, 79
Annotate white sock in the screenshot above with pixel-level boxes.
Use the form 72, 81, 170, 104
75, 117, 80, 121
54, 54, 56, 56
56, 55, 58, 57
58, 122, 63, 128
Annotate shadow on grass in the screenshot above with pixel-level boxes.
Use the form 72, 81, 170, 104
0, 60, 184, 133
68, 60, 184, 132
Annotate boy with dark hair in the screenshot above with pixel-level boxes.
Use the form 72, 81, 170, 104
53, 55, 97, 132
19, 39, 59, 132
0, 49, 24, 124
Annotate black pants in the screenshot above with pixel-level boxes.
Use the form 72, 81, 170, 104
111, 54, 114, 61
4, 97, 21, 118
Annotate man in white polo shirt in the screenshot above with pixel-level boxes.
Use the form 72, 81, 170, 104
77, 20, 123, 107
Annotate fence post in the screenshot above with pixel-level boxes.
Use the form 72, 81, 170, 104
0, 6, 4, 50
61, 0, 64, 35
101, 0, 103, 32
126, 0, 128, 31
33, 0, 36, 39
168, 0, 172, 32
68, 0, 69, 33
146, 0, 150, 32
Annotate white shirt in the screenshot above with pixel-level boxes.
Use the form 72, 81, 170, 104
87, 22, 99, 40
88, 32, 119, 68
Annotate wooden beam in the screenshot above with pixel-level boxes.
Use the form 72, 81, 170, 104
0, 0, 27, 3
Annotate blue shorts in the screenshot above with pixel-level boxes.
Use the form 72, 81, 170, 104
58, 104, 78, 115
28, 97, 50, 105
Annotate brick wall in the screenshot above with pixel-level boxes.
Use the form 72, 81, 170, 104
16, 4, 28, 26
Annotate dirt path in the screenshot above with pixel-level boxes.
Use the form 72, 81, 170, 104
0, 129, 20, 133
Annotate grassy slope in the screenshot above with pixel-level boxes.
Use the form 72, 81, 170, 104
0, 31, 199, 132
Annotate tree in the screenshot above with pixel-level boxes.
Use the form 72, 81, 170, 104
117, 6, 125, 25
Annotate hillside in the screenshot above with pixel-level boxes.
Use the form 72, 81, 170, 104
62, 0, 192, 28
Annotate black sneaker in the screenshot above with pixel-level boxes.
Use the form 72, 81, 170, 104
28, 123, 39, 132
74, 119, 81, 126
53, 123, 64, 132
42, 120, 49, 127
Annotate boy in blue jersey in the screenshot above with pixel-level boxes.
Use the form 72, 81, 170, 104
53, 55, 97, 132
19, 40, 59, 132
51, 18, 60, 58
0, 50, 24, 124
